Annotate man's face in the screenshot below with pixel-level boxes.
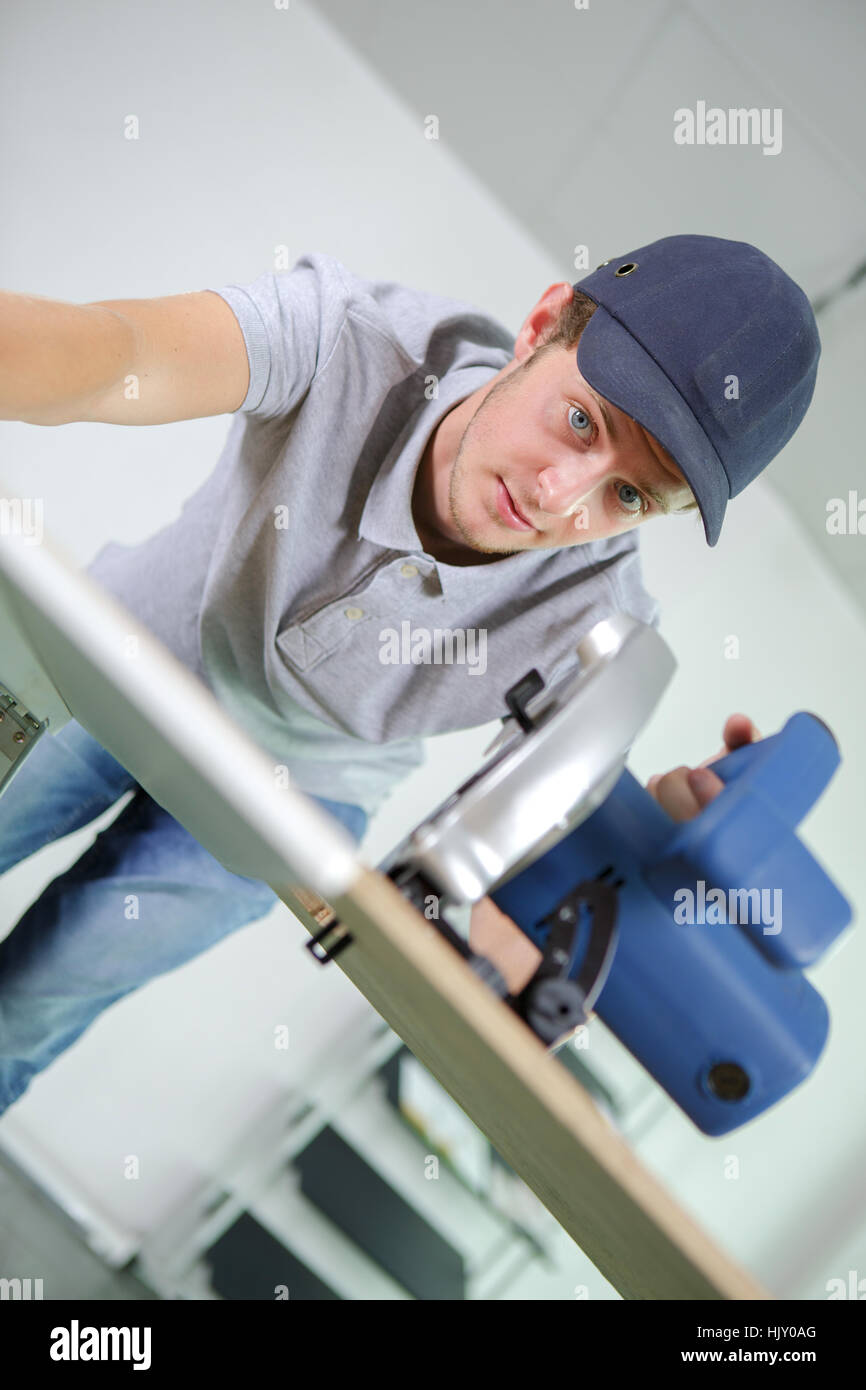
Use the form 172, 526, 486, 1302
428, 342, 695, 559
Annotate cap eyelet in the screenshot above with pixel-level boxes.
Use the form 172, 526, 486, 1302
615, 261, 638, 277
596, 259, 610, 268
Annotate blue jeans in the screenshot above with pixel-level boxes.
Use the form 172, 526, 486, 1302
0, 719, 367, 1117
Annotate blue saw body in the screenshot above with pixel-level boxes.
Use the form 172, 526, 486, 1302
490, 711, 851, 1136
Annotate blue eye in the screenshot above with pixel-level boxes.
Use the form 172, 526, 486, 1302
567, 404, 594, 440
615, 481, 645, 516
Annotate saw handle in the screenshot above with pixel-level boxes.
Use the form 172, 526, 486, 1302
703, 711, 839, 828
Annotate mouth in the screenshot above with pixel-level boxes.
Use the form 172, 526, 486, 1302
496, 477, 535, 532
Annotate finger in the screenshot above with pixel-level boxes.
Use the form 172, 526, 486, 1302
649, 766, 704, 822
687, 766, 725, 807
722, 712, 762, 748
698, 716, 763, 770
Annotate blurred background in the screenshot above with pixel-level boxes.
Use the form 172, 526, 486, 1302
0, 0, 864, 1300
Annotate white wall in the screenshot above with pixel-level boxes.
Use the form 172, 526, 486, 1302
0, 0, 863, 1298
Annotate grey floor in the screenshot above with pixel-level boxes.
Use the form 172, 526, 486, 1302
0, 1148, 159, 1300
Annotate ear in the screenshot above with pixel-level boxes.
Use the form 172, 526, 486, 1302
513, 282, 573, 361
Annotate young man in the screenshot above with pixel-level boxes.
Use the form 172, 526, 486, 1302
0, 234, 819, 1110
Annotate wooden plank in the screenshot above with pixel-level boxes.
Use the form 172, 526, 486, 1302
276, 878, 771, 1301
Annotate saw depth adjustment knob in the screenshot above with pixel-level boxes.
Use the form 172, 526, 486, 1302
504, 668, 545, 733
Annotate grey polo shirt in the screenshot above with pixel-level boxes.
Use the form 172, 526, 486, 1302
86, 251, 660, 818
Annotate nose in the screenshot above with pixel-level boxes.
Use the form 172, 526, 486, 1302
535, 456, 607, 517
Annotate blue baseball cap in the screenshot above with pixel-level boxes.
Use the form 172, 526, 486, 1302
573, 234, 821, 546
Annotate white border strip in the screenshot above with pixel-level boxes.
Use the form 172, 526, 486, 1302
0, 523, 363, 898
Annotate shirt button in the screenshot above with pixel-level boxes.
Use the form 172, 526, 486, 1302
344, 606, 365, 620
400, 563, 419, 578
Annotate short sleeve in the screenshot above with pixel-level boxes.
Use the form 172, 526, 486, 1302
204, 252, 351, 420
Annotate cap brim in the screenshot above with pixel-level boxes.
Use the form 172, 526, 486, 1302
576, 308, 730, 546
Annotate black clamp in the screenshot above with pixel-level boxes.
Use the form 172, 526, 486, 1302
505, 877, 620, 1047
304, 919, 355, 964
504, 669, 545, 732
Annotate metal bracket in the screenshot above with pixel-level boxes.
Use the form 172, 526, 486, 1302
304, 919, 355, 964
0, 677, 47, 798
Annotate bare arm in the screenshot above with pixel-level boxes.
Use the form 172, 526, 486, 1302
0, 288, 250, 426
